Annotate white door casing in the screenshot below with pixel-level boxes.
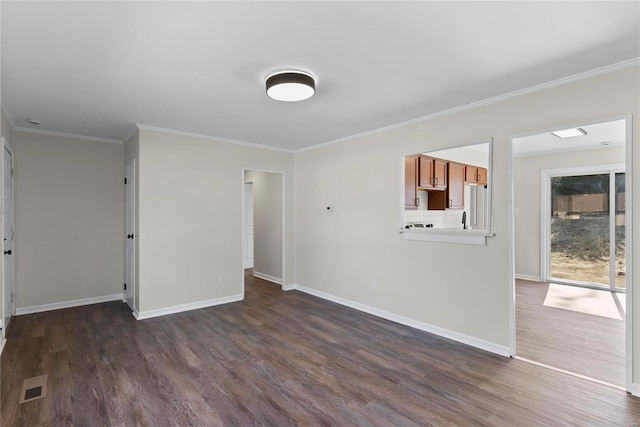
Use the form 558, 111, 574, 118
3, 144, 14, 332
243, 182, 254, 269
125, 160, 136, 311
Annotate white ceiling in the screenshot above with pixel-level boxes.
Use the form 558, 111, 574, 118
513, 119, 626, 157
2, 1, 639, 151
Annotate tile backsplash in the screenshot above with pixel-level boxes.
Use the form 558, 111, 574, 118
404, 209, 464, 229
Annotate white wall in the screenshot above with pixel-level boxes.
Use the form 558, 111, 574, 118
13, 131, 124, 309
245, 170, 283, 282
136, 128, 293, 314
514, 145, 625, 280
294, 67, 639, 363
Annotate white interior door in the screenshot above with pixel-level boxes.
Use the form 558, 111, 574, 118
125, 160, 136, 311
243, 182, 254, 269
3, 145, 14, 332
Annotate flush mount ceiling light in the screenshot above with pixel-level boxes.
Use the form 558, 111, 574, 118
266, 70, 315, 102
551, 127, 587, 138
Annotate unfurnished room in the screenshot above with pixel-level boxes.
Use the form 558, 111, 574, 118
1, 1, 640, 425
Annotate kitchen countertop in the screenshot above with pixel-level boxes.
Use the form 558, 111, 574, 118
403, 227, 494, 245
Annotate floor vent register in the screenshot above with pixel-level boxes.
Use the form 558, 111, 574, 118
19, 374, 48, 404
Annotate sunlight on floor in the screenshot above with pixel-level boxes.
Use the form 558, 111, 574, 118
543, 283, 625, 320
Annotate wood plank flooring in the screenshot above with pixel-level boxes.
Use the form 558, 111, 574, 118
516, 279, 625, 386
2, 271, 639, 426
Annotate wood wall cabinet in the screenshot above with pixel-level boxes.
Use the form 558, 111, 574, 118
405, 153, 487, 211
405, 155, 419, 209
447, 162, 465, 209
419, 156, 447, 191
465, 166, 488, 186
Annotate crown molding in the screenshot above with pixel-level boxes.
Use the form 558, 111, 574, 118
136, 124, 294, 153
13, 127, 123, 144
122, 126, 140, 144
0, 100, 16, 130
296, 57, 640, 153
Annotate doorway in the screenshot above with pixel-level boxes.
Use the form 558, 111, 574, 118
2, 142, 14, 333
125, 160, 136, 312
243, 182, 254, 269
510, 117, 631, 389
2, 142, 15, 335
242, 169, 285, 293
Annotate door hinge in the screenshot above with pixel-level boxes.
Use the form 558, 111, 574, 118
124, 283, 127, 290
11, 168, 14, 177
124, 177, 127, 185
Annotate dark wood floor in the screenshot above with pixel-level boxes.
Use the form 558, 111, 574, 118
2, 271, 639, 426
516, 279, 625, 386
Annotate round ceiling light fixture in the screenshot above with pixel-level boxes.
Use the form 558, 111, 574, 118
266, 70, 315, 102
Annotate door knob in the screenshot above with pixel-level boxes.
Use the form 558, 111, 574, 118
4, 250, 11, 255
127, 234, 134, 239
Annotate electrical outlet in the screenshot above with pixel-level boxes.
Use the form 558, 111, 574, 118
370, 280, 377, 290
218, 275, 224, 284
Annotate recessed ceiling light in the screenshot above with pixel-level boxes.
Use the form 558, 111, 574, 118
551, 127, 587, 138
266, 70, 315, 102
26, 118, 42, 126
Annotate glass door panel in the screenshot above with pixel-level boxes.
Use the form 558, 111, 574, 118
550, 174, 610, 286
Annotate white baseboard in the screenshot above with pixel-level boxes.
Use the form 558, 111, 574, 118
282, 284, 297, 291
135, 293, 244, 320
253, 271, 283, 285
132, 308, 140, 320
15, 293, 124, 315
286, 284, 510, 357
629, 383, 640, 397
0, 337, 6, 356
515, 274, 542, 282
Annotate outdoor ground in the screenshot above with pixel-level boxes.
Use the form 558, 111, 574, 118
550, 213, 625, 288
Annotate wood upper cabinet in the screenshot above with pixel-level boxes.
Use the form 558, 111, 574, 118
419, 156, 447, 190
405, 155, 419, 210
477, 167, 487, 185
465, 165, 488, 186
447, 162, 465, 209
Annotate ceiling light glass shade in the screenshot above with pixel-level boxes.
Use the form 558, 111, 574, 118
551, 127, 587, 138
266, 71, 315, 102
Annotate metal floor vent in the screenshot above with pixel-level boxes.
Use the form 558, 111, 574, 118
19, 374, 47, 404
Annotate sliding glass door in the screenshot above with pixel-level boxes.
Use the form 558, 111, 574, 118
546, 168, 625, 291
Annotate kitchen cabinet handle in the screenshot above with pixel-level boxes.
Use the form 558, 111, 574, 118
416, 197, 420, 207
434, 177, 438, 186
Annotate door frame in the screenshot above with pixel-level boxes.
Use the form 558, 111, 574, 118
508, 114, 633, 392
1, 138, 14, 335
241, 168, 285, 295
540, 164, 625, 291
